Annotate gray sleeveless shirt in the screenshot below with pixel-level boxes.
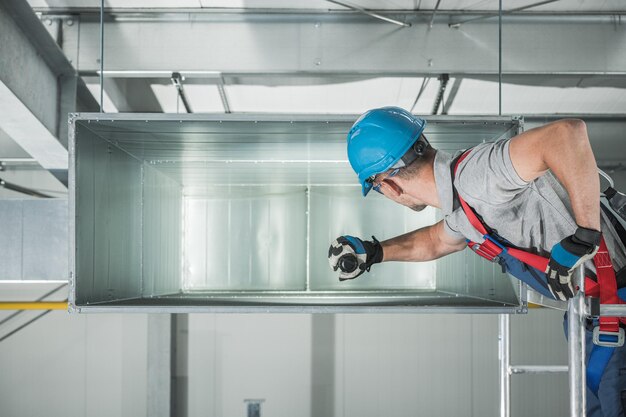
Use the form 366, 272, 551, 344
433, 140, 626, 272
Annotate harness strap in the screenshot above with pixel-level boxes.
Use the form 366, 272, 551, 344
587, 343, 614, 396
455, 151, 488, 236
453, 149, 624, 329
597, 239, 621, 332
453, 148, 626, 395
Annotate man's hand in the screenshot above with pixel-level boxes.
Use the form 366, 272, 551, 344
546, 226, 601, 300
328, 236, 383, 281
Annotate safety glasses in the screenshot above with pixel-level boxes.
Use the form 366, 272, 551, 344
368, 168, 400, 194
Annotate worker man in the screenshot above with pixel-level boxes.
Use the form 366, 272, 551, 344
328, 106, 626, 417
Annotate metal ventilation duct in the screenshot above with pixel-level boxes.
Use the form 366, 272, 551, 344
69, 113, 524, 312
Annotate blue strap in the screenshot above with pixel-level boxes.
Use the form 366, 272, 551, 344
483, 234, 508, 252
587, 343, 615, 396
586, 291, 626, 395
344, 236, 366, 255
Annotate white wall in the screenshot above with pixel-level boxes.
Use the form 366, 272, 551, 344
510, 309, 569, 417
186, 310, 569, 417
0, 309, 568, 417
0, 312, 148, 417
188, 314, 313, 417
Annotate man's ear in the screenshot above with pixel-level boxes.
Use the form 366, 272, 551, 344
381, 178, 403, 197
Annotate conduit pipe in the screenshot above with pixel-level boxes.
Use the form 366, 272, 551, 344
0, 302, 68, 310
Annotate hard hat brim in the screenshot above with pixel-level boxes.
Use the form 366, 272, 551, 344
362, 181, 373, 196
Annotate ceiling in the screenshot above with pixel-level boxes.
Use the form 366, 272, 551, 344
85, 77, 626, 115
26, 0, 626, 12
35, 0, 624, 117
1, 0, 624, 200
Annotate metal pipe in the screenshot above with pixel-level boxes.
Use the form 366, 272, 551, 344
99, 0, 104, 112
428, 0, 442, 29
599, 305, 626, 316
34, 7, 622, 18
0, 177, 53, 198
498, 0, 502, 116
499, 314, 511, 417
217, 79, 231, 114
78, 70, 626, 78
0, 158, 36, 163
81, 70, 223, 78
431, 74, 449, 115
510, 365, 569, 374
0, 284, 67, 327
325, 0, 411, 27
171, 72, 192, 113
442, 78, 462, 115
568, 266, 586, 417
449, 0, 562, 27
0, 302, 68, 310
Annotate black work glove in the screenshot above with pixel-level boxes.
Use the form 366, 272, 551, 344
546, 226, 601, 301
328, 235, 384, 281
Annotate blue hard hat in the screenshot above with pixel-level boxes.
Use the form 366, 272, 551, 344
347, 107, 427, 196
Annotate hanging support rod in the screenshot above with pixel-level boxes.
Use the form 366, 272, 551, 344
326, 0, 411, 27
431, 74, 449, 115
442, 78, 462, 115
428, 0, 442, 29
217, 76, 231, 113
449, 0, 562, 28
0, 177, 53, 198
171, 72, 192, 113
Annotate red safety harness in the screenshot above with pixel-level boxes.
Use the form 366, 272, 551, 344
454, 150, 625, 342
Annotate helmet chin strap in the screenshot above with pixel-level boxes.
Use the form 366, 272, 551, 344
393, 134, 429, 169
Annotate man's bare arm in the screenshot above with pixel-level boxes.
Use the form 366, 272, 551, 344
509, 119, 600, 231
381, 220, 467, 262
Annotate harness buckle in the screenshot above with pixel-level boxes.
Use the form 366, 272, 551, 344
470, 235, 507, 263
592, 327, 625, 347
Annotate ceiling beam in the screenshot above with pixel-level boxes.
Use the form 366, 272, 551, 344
0, 0, 98, 180
76, 72, 626, 90
0, 80, 67, 171
32, 7, 626, 17
0, 0, 71, 171
58, 13, 626, 81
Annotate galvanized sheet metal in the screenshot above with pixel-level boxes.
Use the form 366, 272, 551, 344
69, 113, 524, 312
0, 199, 68, 281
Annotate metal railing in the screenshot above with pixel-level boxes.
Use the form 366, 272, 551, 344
500, 266, 626, 417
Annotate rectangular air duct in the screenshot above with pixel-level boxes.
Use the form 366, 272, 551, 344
69, 114, 525, 312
